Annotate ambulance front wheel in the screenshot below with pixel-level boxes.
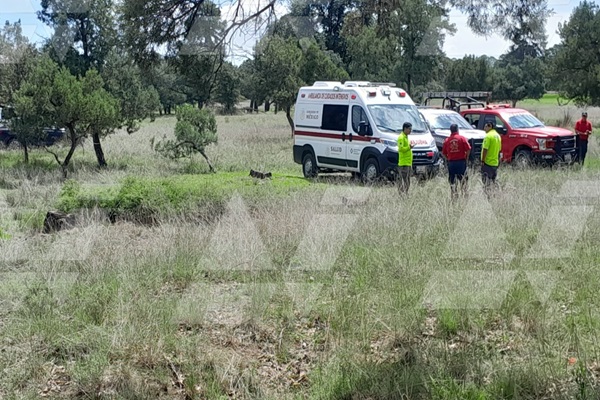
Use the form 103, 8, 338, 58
361, 158, 380, 183
302, 152, 318, 178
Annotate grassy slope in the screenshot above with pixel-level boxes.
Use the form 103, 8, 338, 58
0, 105, 600, 399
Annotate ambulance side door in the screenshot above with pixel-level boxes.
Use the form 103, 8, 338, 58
347, 104, 372, 171
317, 104, 349, 169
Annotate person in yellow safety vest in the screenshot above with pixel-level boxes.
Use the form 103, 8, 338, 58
397, 122, 415, 195
481, 121, 502, 197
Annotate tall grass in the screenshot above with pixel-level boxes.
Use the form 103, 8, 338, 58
1, 109, 600, 398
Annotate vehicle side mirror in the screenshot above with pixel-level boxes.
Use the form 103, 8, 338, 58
358, 121, 371, 136
497, 127, 507, 134
472, 124, 477, 129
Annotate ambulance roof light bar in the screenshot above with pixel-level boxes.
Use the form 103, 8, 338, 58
312, 81, 343, 88
344, 81, 397, 88
344, 81, 371, 87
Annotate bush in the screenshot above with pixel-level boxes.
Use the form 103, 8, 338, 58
56, 172, 314, 222
153, 104, 218, 172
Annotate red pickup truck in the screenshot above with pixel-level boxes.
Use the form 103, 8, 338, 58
460, 104, 577, 167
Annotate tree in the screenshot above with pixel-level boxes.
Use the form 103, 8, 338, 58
254, 35, 304, 134
38, 0, 117, 75
121, 0, 278, 66
102, 51, 161, 133
344, 26, 395, 81
492, 56, 545, 106
0, 21, 38, 106
214, 62, 241, 114
551, 1, 600, 106
476, 0, 549, 105
152, 104, 218, 172
300, 39, 349, 85
169, 1, 226, 109
13, 56, 119, 176
95, 51, 161, 166
238, 59, 265, 112
289, 0, 356, 61
445, 55, 492, 91
392, 0, 455, 93
450, 0, 551, 43
6, 112, 47, 164
39, 0, 125, 168
146, 59, 188, 115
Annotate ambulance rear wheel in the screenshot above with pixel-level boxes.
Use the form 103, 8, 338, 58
361, 158, 380, 183
302, 152, 318, 178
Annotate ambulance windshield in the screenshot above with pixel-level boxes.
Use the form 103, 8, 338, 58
368, 104, 428, 134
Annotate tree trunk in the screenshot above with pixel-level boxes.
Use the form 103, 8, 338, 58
511, 99, 518, 107
23, 143, 29, 164
198, 148, 215, 173
198, 100, 204, 109
61, 125, 79, 178
286, 106, 294, 137
274, 103, 279, 114
93, 131, 107, 167
264, 101, 270, 112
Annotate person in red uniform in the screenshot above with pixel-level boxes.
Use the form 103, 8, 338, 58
442, 123, 471, 200
575, 111, 592, 165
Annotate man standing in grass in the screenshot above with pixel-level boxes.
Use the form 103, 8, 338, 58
575, 111, 592, 165
442, 123, 471, 200
481, 122, 502, 197
397, 122, 414, 195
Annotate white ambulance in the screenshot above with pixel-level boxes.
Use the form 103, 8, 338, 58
293, 81, 441, 181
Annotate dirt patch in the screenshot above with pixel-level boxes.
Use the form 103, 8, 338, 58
39, 362, 75, 398
178, 317, 330, 397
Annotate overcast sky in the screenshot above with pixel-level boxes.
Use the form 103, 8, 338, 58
0, 0, 579, 62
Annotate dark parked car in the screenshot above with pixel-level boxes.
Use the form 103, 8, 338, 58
0, 124, 66, 148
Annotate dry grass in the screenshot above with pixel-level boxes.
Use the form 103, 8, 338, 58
1, 105, 600, 398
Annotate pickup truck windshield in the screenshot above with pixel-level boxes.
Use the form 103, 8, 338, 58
506, 113, 545, 129
368, 104, 428, 134
429, 113, 472, 130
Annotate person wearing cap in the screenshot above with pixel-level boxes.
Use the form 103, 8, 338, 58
442, 123, 471, 200
397, 122, 414, 195
575, 111, 592, 165
481, 121, 502, 197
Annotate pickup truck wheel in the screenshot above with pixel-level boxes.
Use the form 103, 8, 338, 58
302, 152, 318, 178
361, 158, 380, 183
6, 139, 22, 151
513, 149, 533, 169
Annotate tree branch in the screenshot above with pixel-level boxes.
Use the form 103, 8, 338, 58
44, 146, 62, 166
215, 0, 277, 50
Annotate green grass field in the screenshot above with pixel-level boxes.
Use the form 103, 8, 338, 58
1, 102, 600, 399
518, 93, 567, 107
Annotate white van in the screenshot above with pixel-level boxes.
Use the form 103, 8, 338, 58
293, 81, 441, 181
418, 107, 486, 165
